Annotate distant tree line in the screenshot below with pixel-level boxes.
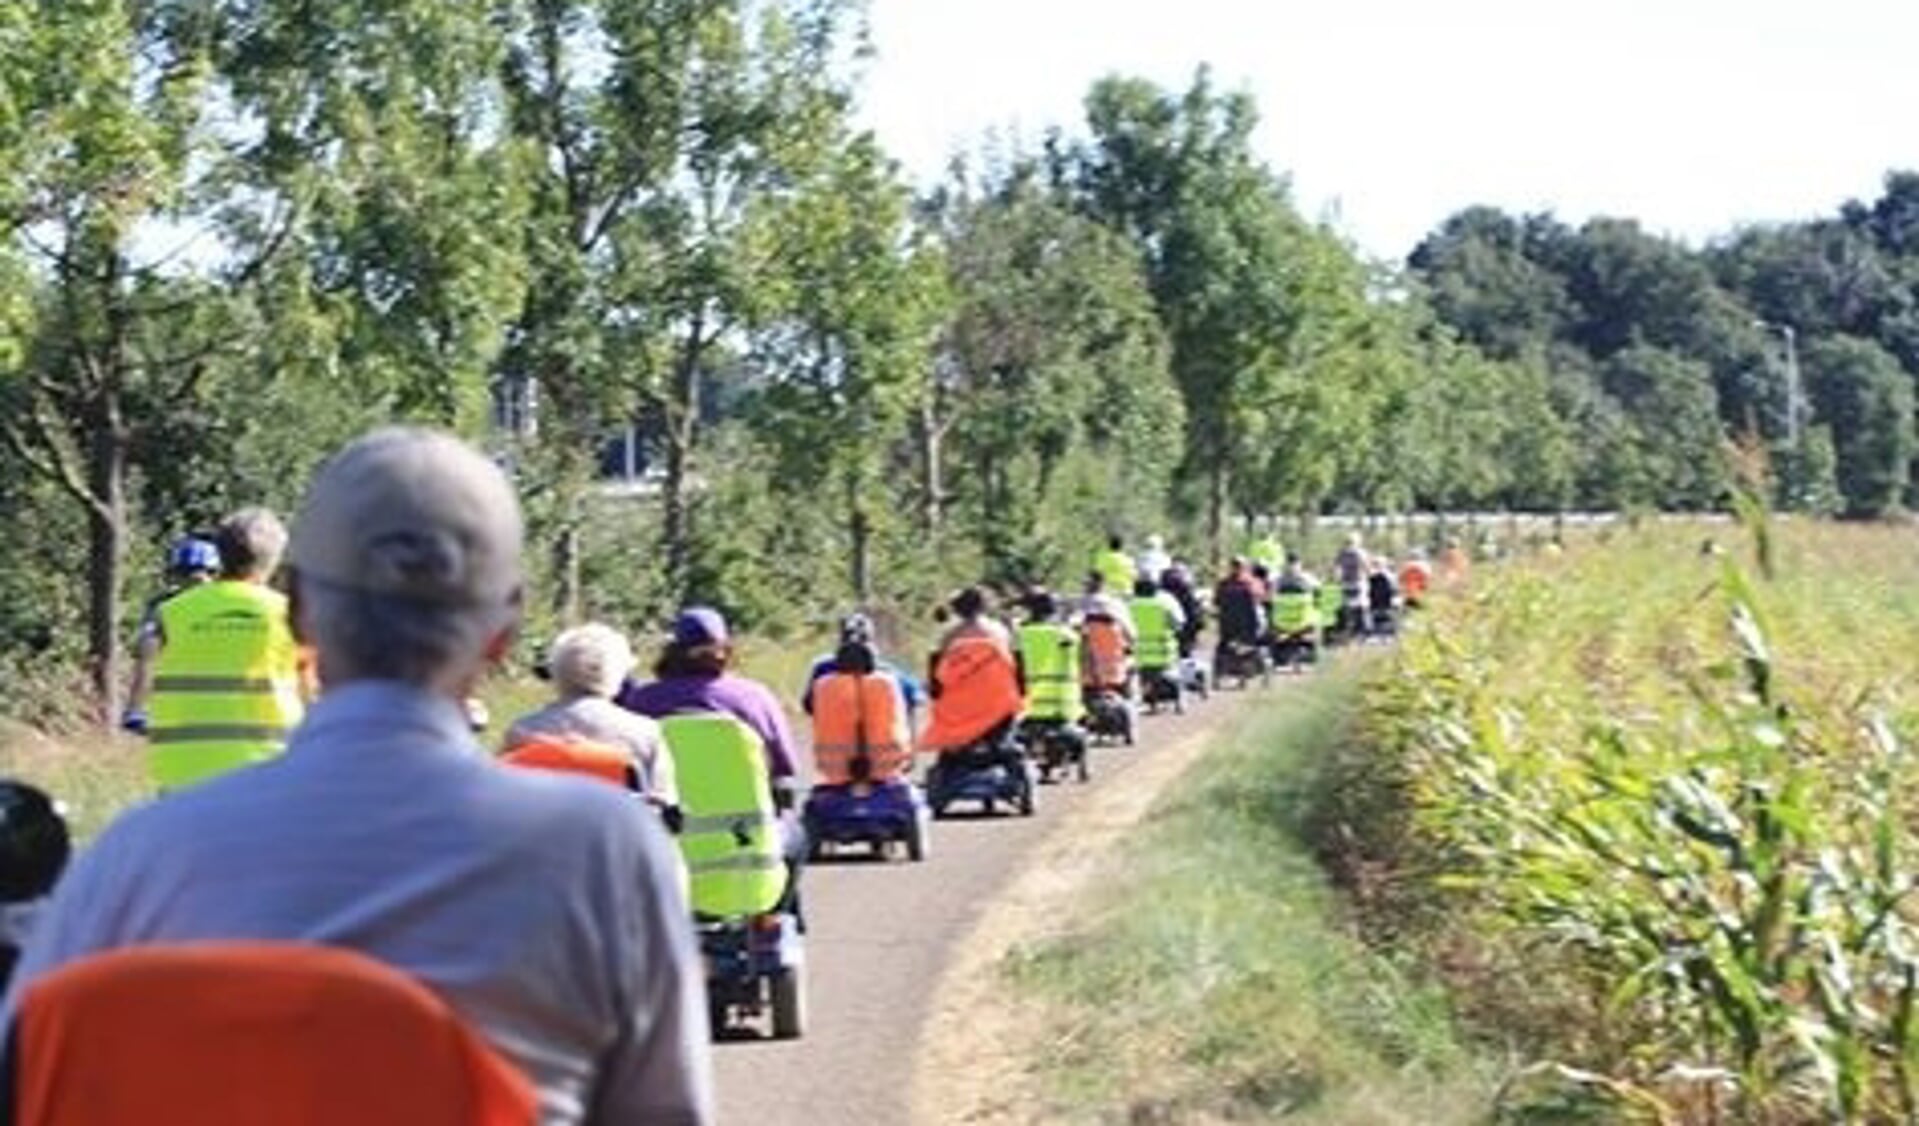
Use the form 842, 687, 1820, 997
1409, 175, 1919, 519
0, 0, 1906, 725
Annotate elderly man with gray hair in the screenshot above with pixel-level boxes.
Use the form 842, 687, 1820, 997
506, 623, 678, 809
6, 428, 714, 1125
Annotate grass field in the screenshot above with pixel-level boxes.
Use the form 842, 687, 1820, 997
999, 659, 1499, 1124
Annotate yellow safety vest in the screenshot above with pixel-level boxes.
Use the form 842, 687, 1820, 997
1272, 590, 1317, 633
1091, 550, 1136, 597
1129, 598, 1177, 669
1018, 623, 1084, 723
1246, 536, 1285, 573
660, 714, 786, 919
148, 581, 303, 790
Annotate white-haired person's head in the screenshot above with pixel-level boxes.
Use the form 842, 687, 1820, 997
548, 624, 635, 700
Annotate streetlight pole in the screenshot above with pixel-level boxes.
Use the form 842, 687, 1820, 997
1755, 320, 1801, 446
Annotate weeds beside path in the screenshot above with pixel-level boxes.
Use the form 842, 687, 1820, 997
913, 662, 1495, 1125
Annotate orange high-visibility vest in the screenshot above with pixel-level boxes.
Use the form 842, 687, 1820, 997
920, 635, 1023, 752
14, 943, 537, 1126
811, 671, 911, 785
501, 738, 637, 791
1081, 618, 1129, 689
1400, 561, 1432, 603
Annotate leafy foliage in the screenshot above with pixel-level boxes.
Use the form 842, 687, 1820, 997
1339, 521, 1919, 1120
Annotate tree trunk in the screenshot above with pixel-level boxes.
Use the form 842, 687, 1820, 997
551, 521, 581, 624
86, 402, 127, 725
1207, 460, 1227, 569
848, 473, 871, 604
662, 434, 690, 593
661, 314, 706, 598
917, 400, 944, 532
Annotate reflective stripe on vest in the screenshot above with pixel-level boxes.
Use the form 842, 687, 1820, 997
1129, 599, 1176, 669
812, 671, 910, 785
1018, 624, 1083, 722
149, 724, 292, 745
149, 582, 303, 790
659, 714, 785, 918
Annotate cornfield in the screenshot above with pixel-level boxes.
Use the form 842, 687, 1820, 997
1353, 517, 1919, 1123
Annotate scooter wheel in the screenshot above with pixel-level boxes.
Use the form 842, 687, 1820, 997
770, 968, 806, 1040
905, 815, 928, 862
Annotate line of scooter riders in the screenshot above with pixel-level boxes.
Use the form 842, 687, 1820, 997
0, 534, 1434, 1052
492, 534, 1433, 1043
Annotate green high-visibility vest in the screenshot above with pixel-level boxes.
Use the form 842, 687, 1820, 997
1316, 582, 1344, 624
1246, 536, 1285, 573
660, 714, 787, 919
1018, 623, 1084, 723
1272, 590, 1317, 634
148, 581, 304, 790
1092, 550, 1136, 597
1129, 598, 1177, 670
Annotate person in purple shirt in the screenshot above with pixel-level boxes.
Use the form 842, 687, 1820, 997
616, 607, 799, 784
618, 606, 807, 916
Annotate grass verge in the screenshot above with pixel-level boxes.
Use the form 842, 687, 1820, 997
999, 661, 1497, 1124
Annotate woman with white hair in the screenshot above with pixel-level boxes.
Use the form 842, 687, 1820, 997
1135, 534, 1173, 583
504, 623, 677, 807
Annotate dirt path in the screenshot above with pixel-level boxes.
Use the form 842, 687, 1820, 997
713, 696, 1245, 1126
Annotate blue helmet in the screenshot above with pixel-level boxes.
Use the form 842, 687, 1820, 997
168, 537, 220, 576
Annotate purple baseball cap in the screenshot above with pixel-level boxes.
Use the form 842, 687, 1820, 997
672, 606, 729, 647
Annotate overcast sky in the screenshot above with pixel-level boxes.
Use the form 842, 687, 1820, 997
856, 0, 1919, 259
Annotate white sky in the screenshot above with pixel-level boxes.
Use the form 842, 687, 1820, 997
858, 0, 1919, 259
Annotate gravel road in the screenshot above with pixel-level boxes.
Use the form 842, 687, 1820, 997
714, 695, 1237, 1125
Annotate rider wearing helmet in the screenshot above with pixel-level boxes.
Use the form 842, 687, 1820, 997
1135, 535, 1173, 585
122, 537, 221, 734
802, 613, 924, 719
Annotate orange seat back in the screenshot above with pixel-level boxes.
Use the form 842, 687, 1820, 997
812, 672, 911, 785
1082, 619, 1129, 689
13, 942, 537, 1126
920, 636, 1023, 752
501, 737, 636, 791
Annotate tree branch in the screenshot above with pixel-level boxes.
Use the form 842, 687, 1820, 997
0, 405, 111, 524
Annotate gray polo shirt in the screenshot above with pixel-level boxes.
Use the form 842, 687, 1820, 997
4, 681, 712, 1126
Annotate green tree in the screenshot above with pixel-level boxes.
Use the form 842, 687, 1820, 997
1407, 208, 1573, 361
748, 133, 944, 601
929, 164, 1177, 582
478, 0, 870, 621
1801, 335, 1914, 516
0, 0, 292, 718
1077, 71, 1328, 559
1601, 346, 1729, 508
